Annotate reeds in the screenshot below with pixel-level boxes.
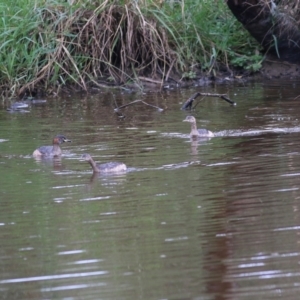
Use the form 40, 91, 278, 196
0, 0, 260, 96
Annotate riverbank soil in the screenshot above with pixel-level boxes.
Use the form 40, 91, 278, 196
260, 57, 300, 79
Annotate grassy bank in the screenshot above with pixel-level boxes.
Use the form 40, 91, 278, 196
0, 0, 261, 97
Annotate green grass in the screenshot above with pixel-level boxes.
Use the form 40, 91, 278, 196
0, 0, 261, 97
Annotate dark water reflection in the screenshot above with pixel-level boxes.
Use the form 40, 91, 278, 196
1, 80, 300, 299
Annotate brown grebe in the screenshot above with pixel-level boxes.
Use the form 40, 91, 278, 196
81, 153, 127, 173
183, 116, 214, 138
33, 135, 71, 157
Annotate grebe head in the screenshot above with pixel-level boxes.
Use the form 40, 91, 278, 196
183, 116, 196, 123
81, 153, 92, 161
53, 135, 71, 145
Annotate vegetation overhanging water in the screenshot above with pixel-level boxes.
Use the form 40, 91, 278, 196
0, 0, 262, 97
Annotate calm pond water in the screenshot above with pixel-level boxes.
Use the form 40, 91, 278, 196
1, 79, 300, 300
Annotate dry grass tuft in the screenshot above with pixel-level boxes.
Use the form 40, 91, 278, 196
19, 2, 178, 95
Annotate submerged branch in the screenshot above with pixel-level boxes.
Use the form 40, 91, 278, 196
115, 99, 163, 111
181, 92, 236, 110
114, 99, 163, 118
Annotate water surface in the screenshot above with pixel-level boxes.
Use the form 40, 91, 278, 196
1, 80, 300, 299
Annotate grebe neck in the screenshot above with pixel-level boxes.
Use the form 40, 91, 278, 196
52, 144, 62, 155
190, 122, 200, 137
88, 157, 100, 173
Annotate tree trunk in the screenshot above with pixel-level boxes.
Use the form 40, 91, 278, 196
226, 0, 300, 63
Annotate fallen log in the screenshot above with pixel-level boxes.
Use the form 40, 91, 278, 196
226, 0, 300, 63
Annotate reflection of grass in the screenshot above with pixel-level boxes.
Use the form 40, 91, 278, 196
0, 0, 261, 96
